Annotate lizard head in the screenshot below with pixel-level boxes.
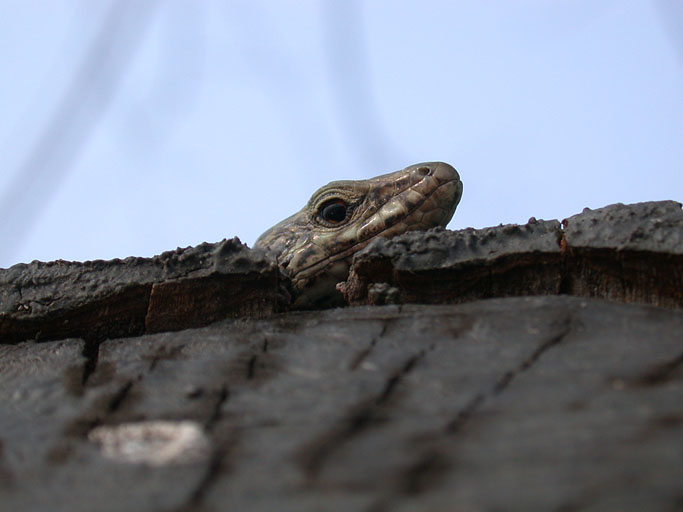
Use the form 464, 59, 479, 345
254, 162, 463, 309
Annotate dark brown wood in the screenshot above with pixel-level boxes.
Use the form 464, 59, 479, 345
340, 201, 683, 310
1, 298, 681, 511
0, 238, 282, 344
1, 200, 681, 511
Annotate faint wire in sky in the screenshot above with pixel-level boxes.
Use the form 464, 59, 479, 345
321, 1, 406, 171
122, 2, 205, 158
655, 0, 683, 67
219, 2, 338, 182
0, 0, 158, 266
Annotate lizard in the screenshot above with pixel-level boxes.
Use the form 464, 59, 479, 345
254, 161, 463, 309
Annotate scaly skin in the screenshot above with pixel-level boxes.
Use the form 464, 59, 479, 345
254, 162, 463, 308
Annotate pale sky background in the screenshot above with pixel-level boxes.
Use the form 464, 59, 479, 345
0, 0, 681, 269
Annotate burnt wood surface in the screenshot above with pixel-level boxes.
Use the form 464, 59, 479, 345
0, 298, 681, 511
0, 238, 282, 345
0, 200, 682, 511
340, 201, 683, 309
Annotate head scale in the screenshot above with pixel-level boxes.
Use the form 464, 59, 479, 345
254, 162, 463, 308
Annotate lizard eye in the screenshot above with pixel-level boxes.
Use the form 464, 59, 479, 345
319, 199, 348, 223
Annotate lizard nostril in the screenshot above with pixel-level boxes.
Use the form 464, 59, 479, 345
416, 166, 431, 177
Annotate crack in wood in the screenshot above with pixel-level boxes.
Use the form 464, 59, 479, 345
147, 343, 187, 371
376, 353, 422, 404
246, 355, 257, 380
178, 384, 232, 511
628, 351, 683, 387
367, 316, 577, 511
300, 351, 424, 479
80, 338, 101, 386
364, 447, 451, 512
348, 320, 391, 371
396, 449, 450, 496
205, 385, 229, 431
493, 317, 573, 395
445, 393, 485, 434
447, 316, 573, 434
106, 380, 134, 414
65, 379, 137, 439
184, 450, 224, 510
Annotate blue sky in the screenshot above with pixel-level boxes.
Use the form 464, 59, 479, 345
0, 1, 681, 268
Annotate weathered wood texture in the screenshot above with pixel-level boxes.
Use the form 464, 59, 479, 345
0, 298, 681, 511
1, 202, 681, 349
0, 200, 681, 511
340, 201, 683, 309
0, 238, 282, 344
